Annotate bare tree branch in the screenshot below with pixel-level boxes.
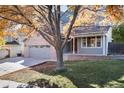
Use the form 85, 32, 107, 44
32, 6, 50, 24
62, 6, 81, 49
13, 6, 33, 25
38, 5, 48, 14
37, 30, 55, 47
79, 6, 105, 13
0, 15, 32, 27
60, 6, 74, 18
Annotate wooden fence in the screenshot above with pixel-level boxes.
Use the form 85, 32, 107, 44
108, 43, 124, 55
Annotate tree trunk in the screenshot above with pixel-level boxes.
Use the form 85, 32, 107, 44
55, 48, 64, 71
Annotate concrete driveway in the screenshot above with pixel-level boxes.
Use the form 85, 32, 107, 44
0, 57, 54, 76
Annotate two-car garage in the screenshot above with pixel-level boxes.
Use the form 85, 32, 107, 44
29, 45, 51, 59
23, 32, 56, 60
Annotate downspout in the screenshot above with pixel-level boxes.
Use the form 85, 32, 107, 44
103, 35, 106, 56
73, 37, 75, 54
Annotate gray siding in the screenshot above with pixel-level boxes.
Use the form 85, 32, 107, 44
77, 37, 103, 55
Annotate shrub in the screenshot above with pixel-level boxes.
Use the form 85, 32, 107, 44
28, 75, 77, 88
28, 78, 60, 88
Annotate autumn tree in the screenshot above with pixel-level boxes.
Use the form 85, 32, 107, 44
0, 5, 80, 70
64, 5, 123, 32
0, 19, 8, 46
0, 5, 123, 70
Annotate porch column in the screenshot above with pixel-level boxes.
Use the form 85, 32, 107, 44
103, 35, 106, 55
73, 37, 75, 54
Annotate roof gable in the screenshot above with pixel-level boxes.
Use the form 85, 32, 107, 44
72, 26, 111, 35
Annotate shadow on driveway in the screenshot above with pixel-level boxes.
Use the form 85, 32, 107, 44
0, 57, 55, 76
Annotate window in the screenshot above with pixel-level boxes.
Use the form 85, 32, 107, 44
40, 45, 50, 48
29, 45, 39, 48
35, 45, 39, 48
87, 37, 95, 47
45, 45, 50, 48
97, 36, 101, 47
81, 36, 101, 48
87, 37, 91, 47
40, 45, 43, 48
82, 37, 86, 47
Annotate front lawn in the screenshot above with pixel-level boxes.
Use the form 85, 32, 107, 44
0, 60, 124, 88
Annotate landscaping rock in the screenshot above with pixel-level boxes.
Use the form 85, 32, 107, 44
0, 80, 39, 88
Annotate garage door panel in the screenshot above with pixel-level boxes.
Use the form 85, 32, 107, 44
29, 45, 51, 59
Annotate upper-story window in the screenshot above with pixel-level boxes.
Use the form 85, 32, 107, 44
81, 36, 101, 48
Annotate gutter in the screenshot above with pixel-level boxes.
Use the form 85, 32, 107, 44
71, 32, 107, 38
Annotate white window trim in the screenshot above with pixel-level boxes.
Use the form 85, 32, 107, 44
81, 37, 87, 47
97, 36, 102, 48
81, 36, 102, 48
95, 36, 97, 47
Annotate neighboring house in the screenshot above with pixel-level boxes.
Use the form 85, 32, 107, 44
64, 25, 112, 56
5, 41, 22, 57
0, 35, 22, 59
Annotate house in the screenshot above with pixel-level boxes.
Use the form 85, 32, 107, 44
5, 41, 22, 57
0, 25, 112, 60
64, 25, 112, 56
23, 25, 112, 60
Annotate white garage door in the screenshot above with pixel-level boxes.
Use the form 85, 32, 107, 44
29, 45, 51, 59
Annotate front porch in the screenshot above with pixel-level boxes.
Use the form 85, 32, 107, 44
64, 35, 108, 56
63, 37, 78, 54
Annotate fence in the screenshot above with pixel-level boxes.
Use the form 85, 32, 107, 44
108, 43, 124, 55
0, 49, 9, 60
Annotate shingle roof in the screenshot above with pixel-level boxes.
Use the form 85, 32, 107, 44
72, 26, 111, 35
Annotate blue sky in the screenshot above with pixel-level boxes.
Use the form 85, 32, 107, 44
61, 5, 67, 12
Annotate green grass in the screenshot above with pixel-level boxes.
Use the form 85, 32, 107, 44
1, 60, 124, 88
51, 60, 124, 88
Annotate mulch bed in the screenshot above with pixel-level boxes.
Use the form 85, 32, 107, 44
29, 61, 56, 73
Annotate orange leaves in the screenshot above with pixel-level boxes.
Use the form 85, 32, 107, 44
0, 30, 16, 39
18, 26, 30, 34
11, 15, 22, 20
106, 5, 123, 22
17, 25, 34, 39
90, 5, 101, 12
0, 30, 4, 38
0, 19, 8, 29
74, 9, 96, 26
